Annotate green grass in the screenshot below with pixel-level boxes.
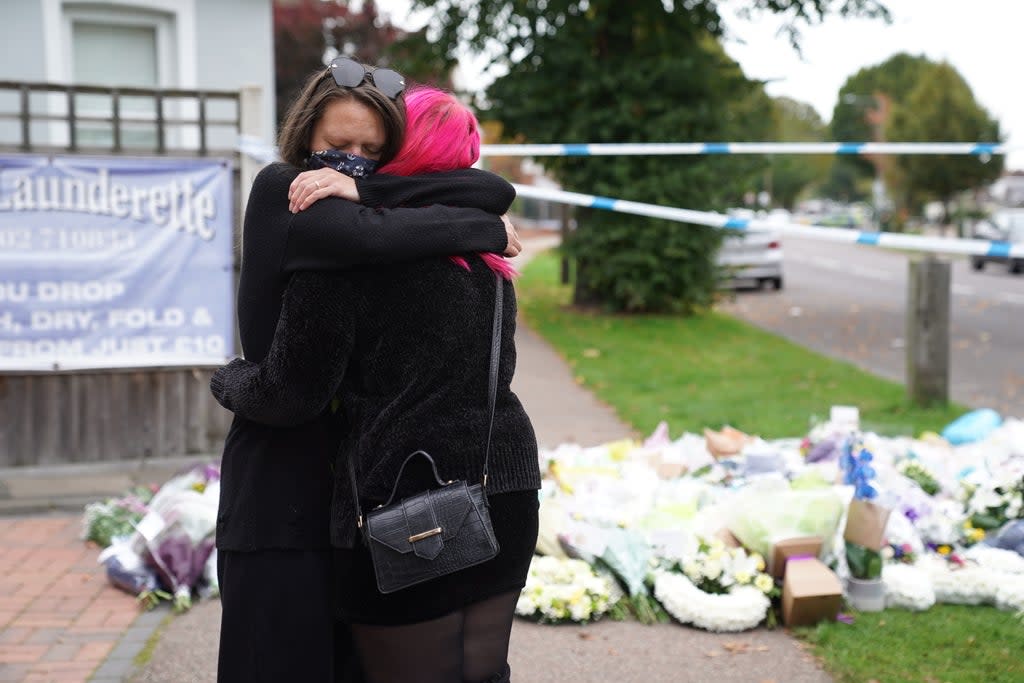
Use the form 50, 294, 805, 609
517, 251, 1023, 681
797, 606, 1024, 683
518, 251, 966, 439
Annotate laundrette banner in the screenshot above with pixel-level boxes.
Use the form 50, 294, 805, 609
0, 154, 234, 370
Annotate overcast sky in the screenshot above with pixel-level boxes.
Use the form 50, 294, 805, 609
374, 0, 1024, 170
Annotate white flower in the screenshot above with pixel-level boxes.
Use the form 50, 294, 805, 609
883, 564, 935, 611
921, 556, 1001, 606
754, 574, 774, 594
516, 556, 617, 624
995, 579, 1024, 612
682, 560, 702, 582
969, 487, 1004, 515
701, 559, 723, 581
964, 546, 1024, 574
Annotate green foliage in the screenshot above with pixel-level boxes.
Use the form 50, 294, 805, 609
825, 53, 1003, 214
845, 541, 883, 580
825, 53, 934, 201
900, 461, 940, 495
889, 62, 1004, 215
768, 96, 832, 207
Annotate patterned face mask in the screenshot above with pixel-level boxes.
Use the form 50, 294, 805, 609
306, 150, 379, 178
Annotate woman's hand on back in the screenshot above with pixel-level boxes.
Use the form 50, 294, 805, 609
288, 170, 360, 213
501, 215, 521, 257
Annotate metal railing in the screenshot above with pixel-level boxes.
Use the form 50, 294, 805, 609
0, 80, 241, 156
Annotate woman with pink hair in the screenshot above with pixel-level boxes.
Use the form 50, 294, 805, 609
213, 87, 540, 683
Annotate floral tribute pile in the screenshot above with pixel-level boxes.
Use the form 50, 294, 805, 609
83, 411, 1024, 630
83, 464, 220, 611
520, 410, 1024, 630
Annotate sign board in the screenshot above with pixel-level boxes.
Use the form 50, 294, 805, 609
0, 154, 234, 370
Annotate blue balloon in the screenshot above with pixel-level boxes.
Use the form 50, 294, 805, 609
941, 409, 1002, 445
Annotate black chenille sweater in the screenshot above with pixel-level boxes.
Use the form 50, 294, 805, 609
211, 256, 542, 548
215, 163, 515, 551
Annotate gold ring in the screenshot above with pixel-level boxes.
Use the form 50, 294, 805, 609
314, 180, 321, 189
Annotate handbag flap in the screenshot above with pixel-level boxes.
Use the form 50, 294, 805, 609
366, 482, 479, 560
431, 482, 475, 542
366, 503, 414, 554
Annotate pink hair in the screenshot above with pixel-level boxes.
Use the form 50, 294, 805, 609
379, 87, 517, 280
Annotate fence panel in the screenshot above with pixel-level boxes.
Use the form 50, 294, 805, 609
0, 80, 243, 467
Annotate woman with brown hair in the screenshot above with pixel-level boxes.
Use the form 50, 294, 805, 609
214, 60, 521, 682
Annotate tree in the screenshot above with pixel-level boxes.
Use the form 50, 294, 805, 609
827, 54, 1003, 225
888, 62, 1003, 227
403, 0, 890, 313
825, 53, 933, 202
273, 0, 452, 125
768, 97, 831, 209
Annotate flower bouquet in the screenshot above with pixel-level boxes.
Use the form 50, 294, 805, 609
82, 486, 155, 548
515, 556, 620, 624
964, 476, 1024, 531
133, 473, 219, 612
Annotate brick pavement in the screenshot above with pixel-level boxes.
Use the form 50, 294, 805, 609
0, 516, 160, 683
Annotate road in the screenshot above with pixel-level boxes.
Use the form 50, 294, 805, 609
720, 234, 1024, 419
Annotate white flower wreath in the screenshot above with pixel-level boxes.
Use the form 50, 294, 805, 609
653, 570, 770, 632
882, 563, 935, 611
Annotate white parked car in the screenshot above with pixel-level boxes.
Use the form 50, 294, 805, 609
970, 209, 1024, 274
718, 209, 784, 290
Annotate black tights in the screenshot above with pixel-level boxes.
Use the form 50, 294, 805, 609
349, 590, 518, 683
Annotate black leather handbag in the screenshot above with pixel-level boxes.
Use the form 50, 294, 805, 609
347, 273, 504, 594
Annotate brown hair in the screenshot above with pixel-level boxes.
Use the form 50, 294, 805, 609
277, 66, 406, 169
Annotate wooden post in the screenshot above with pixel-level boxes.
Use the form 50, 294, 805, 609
906, 256, 950, 406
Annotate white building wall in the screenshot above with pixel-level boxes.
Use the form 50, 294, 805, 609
0, 0, 274, 149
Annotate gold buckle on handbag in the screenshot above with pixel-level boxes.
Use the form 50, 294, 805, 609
408, 527, 443, 543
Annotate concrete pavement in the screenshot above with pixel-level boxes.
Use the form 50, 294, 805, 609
0, 235, 834, 682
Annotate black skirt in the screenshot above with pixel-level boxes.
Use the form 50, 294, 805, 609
333, 489, 539, 626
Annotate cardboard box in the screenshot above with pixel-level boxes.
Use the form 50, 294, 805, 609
782, 558, 843, 627
770, 536, 823, 578
844, 499, 892, 552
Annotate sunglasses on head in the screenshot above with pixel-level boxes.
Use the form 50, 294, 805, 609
329, 57, 406, 100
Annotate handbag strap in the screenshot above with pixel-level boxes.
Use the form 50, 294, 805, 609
351, 271, 504, 530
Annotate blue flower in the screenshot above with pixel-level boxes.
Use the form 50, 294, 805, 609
842, 439, 878, 500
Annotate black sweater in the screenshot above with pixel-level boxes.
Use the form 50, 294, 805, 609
211, 258, 542, 548
215, 163, 515, 551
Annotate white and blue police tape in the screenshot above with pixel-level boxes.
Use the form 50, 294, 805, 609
511, 184, 1024, 260
482, 142, 1011, 157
